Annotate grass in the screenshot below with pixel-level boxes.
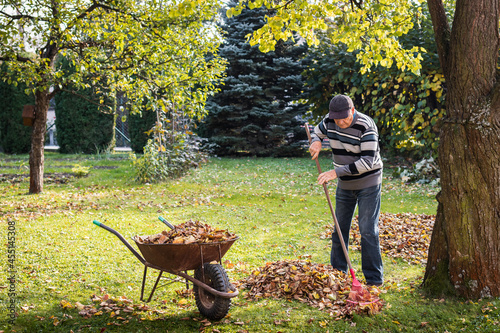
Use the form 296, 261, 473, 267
0, 153, 499, 332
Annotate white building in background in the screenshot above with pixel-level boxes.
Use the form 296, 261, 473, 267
45, 99, 58, 150
43, 97, 131, 152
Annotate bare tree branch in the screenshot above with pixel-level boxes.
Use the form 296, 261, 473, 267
0, 10, 36, 20
276, 0, 294, 10
0, 54, 33, 63
351, 0, 363, 11
426, 0, 451, 77
57, 87, 113, 111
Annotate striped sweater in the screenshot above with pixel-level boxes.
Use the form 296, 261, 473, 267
311, 111, 383, 190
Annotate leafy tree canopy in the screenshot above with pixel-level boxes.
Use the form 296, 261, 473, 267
0, 0, 227, 118
303, 3, 445, 158
1, 0, 228, 193
228, 0, 424, 74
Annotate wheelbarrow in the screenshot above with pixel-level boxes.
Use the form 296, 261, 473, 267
92, 220, 239, 320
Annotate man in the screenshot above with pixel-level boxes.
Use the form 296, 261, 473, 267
309, 94, 383, 286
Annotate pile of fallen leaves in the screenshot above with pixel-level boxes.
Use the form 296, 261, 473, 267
135, 219, 238, 245
321, 213, 435, 265
242, 259, 384, 317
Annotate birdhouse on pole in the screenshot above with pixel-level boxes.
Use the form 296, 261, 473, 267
22, 105, 35, 126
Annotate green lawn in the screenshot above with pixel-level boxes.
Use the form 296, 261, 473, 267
0, 153, 498, 332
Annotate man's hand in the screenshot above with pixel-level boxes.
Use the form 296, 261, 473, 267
318, 170, 337, 185
309, 141, 322, 160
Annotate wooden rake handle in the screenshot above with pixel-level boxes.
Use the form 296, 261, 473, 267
304, 123, 357, 276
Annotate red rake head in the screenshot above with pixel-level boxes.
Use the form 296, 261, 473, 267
347, 286, 373, 302
347, 268, 380, 307
345, 285, 383, 316
349, 268, 363, 292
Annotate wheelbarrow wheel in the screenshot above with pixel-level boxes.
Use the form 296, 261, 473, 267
194, 263, 231, 321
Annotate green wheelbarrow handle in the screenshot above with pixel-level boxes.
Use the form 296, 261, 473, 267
158, 216, 175, 230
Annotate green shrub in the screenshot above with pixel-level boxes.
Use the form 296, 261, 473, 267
130, 135, 207, 184
392, 156, 440, 185
129, 108, 157, 153
0, 64, 33, 154
71, 164, 91, 178
54, 58, 114, 154
55, 90, 114, 154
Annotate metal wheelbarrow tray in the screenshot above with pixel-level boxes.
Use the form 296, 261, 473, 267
92, 220, 239, 320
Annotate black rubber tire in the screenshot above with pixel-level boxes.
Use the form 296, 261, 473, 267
193, 263, 231, 320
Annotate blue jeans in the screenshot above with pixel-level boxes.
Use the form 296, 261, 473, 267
330, 184, 383, 285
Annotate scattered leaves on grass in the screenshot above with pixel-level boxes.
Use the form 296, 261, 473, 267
242, 259, 384, 318
321, 213, 435, 265
2, 196, 107, 221
167, 195, 219, 208
0, 172, 74, 184
72, 294, 166, 323
135, 219, 238, 245
66, 293, 255, 332
20, 304, 35, 312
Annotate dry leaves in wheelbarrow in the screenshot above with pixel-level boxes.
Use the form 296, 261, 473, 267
242, 259, 384, 318
135, 219, 238, 245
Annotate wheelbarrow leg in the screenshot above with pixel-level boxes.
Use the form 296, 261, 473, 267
146, 270, 163, 302
184, 271, 189, 289
140, 266, 148, 302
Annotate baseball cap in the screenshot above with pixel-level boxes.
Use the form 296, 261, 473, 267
329, 94, 354, 119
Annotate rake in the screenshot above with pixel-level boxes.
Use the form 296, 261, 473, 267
304, 123, 364, 297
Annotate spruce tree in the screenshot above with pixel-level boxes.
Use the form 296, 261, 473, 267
198, 1, 308, 157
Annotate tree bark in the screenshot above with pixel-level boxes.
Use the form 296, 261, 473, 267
28, 18, 58, 194
424, 0, 500, 298
29, 90, 49, 194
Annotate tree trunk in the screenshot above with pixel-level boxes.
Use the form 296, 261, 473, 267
29, 90, 49, 194
425, 116, 500, 298
423, 0, 500, 298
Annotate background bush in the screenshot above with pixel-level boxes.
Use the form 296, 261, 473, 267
54, 58, 114, 154
0, 64, 34, 154
130, 132, 207, 184
129, 108, 157, 153
55, 90, 114, 154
